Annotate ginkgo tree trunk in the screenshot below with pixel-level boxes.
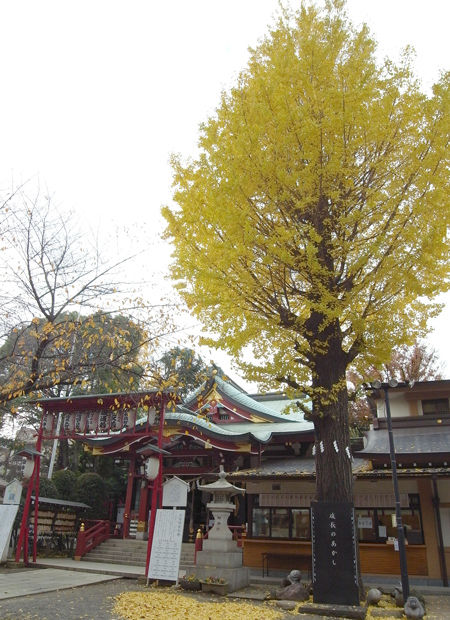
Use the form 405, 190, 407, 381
163, 0, 449, 601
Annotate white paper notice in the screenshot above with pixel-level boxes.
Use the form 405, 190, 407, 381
147, 509, 185, 582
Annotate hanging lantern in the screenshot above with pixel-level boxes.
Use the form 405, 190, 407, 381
144, 457, 159, 480
75, 412, 87, 433
98, 412, 109, 432
110, 411, 122, 431
22, 458, 35, 480
147, 407, 157, 425
124, 409, 136, 429
87, 411, 99, 431
63, 413, 75, 433
42, 413, 54, 433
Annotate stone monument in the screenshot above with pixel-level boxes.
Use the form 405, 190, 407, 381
195, 466, 249, 592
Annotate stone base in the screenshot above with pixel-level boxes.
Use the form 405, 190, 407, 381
202, 539, 240, 553
196, 549, 243, 568
369, 610, 403, 618
193, 566, 249, 593
300, 603, 367, 619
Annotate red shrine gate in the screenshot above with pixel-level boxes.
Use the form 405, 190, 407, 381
16, 389, 177, 574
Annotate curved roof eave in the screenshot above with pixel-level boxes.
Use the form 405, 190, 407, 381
164, 410, 273, 443
213, 375, 309, 421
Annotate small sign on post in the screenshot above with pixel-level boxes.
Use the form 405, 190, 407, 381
4, 479, 22, 505
162, 476, 189, 507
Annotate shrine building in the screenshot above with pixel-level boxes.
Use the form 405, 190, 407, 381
30, 372, 450, 583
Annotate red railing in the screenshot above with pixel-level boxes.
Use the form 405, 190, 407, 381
74, 520, 110, 560
229, 524, 246, 547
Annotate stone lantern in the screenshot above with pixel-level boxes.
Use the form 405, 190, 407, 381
195, 466, 249, 592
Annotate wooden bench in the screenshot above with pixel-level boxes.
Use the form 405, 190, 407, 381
262, 551, 312, 577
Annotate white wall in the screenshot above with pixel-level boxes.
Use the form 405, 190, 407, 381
376, 391, 411, 418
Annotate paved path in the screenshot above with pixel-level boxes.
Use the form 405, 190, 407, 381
33, 557, 145, 578
0, 577, 145, 620
0, 567, 120, 600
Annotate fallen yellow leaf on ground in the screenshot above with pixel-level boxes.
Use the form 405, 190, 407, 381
114, 589, 284, 620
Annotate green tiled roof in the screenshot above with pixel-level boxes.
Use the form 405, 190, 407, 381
213, 375, 310, 422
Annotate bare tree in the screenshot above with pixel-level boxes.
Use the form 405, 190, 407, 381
0, 188, 173, 425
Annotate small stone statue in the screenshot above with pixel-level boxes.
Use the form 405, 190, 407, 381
272, 569, 309, 602
404, 596, 425, 620
391, 585, 404, 607
366, 587, 382, 606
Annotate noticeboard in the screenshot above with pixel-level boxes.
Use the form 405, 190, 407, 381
147, 509, 185, 582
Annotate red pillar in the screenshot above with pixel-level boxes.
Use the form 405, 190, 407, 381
136, 479, 149, 538
15, 424, 43, 564
145, 398, 166, 575
123, 453, 136, 538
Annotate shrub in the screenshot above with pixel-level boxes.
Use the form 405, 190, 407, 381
39, 477, 59, 498
74, 472, 108, 519
52, 469, 78, 500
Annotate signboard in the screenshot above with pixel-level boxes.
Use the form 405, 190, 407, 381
0, 504, 19, 562
162, 476, 189, 507
357, 516, 373, 529
311, 501, 359, 606
259, 493, 314, 507
4, 479, 22, 505
147, 509, 185, 581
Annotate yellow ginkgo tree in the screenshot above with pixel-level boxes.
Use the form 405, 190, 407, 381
163, 0, 449, 511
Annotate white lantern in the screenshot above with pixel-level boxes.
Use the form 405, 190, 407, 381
147, 408, 157, 425
75, 412, 87, 433
63, 413, 75, 433
23, 458, 34, 479
124, 409, 136, 429
144, 457, 159, 480
88, 412, 99, 431
98, 412, 109, 431
110, 411, 123, 431
43, 413, 54, 433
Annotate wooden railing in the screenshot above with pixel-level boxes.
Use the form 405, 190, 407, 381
74, 520, 110, 560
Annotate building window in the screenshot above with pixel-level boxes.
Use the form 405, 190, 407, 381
251, 497, 311, 539
252, 507, 270, 537
422, 398, 449, 415
271, 508, 289, 537
355, 509, 377, 542
250, 494, 422, 543
219, 413, 230, 421
292, 508, 311, 539
356, 494, 424, 545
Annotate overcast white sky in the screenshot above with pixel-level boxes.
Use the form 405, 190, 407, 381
0, 0, 449, 381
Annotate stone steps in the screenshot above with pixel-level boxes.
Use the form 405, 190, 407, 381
82, 539, 195, 568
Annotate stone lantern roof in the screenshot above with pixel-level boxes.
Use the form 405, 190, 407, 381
197, 466, 245, 497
